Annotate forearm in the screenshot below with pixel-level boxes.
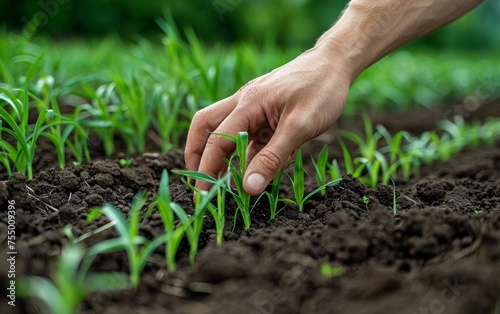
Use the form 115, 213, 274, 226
316, 0, 483, 81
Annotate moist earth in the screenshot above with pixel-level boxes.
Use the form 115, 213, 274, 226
1, 100, 499, 314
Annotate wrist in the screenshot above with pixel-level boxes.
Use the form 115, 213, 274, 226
312, 33, 363, 86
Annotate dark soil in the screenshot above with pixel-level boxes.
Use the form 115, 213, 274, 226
1, 100, 499, 314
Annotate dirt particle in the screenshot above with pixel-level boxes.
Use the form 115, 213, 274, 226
412, 179, 455, 205
59, 170, 81, 191
85, 194, 105, 206
91, 160, 121, 176
444, 186, 476, 214
94, 173, 114, 188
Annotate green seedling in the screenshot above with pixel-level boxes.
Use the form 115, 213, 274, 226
151, 87, 190, 152
311, 144, 329, 196
338, 114, 381, 161
338, 139, 366, 178
363, 196, 369, 210
119, 158, 133, 167
110, 70, 154, 153
18, 244, 127, 314
85, 191, 165, 288
79, 82, 134, 156
288, 150, 342, 212
320, 263, 344, 278
172, 170, 231, 247
0, 86, 61, 179
207, 175, 229, 245
169, 172, 225, 263
327, 158, 342, 181
377, 125, 405, 166
263, 167, 287, 219
155, 170, 187, 271
212, 131, 252, 229
291, 149, 305, 211
39, 97, 88, 169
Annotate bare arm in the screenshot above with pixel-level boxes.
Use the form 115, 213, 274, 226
318, 0, 483, 80
185, 0, 482, 195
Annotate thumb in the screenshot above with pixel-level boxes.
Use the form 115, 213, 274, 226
243, 128, 303, 196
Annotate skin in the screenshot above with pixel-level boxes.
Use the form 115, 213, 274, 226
185, 0, 483, 196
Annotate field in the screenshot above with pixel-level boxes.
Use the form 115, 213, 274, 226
1, 24, 500, 314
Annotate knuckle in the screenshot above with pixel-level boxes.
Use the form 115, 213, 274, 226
238, 81, 262, 103
206, 133, 233, 155
191, 109, 207, 125
206, 133, 220, 147
255, 149, 283, 175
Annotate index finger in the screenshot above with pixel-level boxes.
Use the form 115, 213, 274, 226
184, 96, 237, 173
196, 109, 252, 191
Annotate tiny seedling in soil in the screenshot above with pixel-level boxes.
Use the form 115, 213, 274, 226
320, 262, 344, 278
288, 149, 342, 212
119, 158, 133, 167
172, 170, 231, 246
311, 144, 329, 196
18, 244, 127, 314
85, 190, 165, 288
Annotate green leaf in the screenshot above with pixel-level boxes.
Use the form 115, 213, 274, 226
171, 169, 219, 184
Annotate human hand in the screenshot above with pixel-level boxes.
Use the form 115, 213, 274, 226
184, 44, 354, 196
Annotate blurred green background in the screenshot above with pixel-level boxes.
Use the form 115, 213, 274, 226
1, 0, 499, 50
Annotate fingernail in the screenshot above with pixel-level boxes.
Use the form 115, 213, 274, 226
246, 173, 266, 194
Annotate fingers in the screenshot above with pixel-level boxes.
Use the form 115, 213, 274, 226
184, 96, 236, 173
243, 120, 309, 195
196, 110, 252, 191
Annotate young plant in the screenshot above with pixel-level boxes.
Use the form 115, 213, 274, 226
154, 170, 187, 271
169, 171, 224, 263
311, 144, 329, 196
327, 158, 342, 181
320, 263, 344, 278
151, 88, 190, 152
172, 170, 231, 247
207, 175, 229, 245
0, 86, 59, 179
338, 114, 381, 161
38, 97, 89, 169
110, 70, 154, 153
79, 82, 133, 157
291, 149, 305, 211
288, 149, 342, 212
263, 167, 287, 220
85, 191, 165, 288
363, 196, 370, 210
18, 244, 127, 314
213, 131, 252, 229
338, 139, 366, 178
